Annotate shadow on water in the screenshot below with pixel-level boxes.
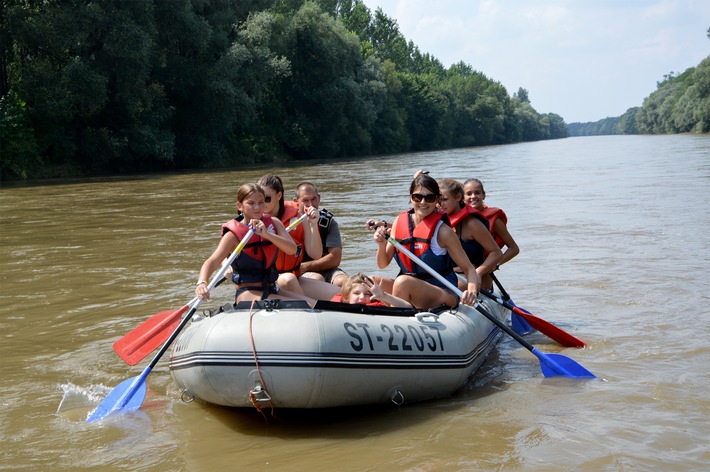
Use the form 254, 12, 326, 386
0, 153, 395, 189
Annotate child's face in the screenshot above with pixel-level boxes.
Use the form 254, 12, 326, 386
348, 283, 373, 304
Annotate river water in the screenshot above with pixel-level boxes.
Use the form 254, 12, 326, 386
1, 135, 709, 471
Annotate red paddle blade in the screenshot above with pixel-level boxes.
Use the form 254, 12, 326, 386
112, 305, 188, 365
512, 307, 587, 348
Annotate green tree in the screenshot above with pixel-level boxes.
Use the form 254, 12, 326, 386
7, 0, 173, 173
0, 91, 41, 179
275, 1, 383, 158
515, 87, 530, 103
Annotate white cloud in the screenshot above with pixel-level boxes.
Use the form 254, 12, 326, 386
361, 0, 710, 122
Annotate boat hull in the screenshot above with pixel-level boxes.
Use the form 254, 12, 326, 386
169, 298, 508, 409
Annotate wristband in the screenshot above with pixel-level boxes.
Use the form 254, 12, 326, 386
196, 280, 207, 286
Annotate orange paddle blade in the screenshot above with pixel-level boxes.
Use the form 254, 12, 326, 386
112, 304, 189, 366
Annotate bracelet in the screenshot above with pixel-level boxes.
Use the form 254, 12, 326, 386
196, 280, 207, 286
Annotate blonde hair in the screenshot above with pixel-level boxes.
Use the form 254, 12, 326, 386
438, 178, 465, 208
340, 272, 374, 299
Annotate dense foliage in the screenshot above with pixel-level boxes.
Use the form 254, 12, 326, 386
569, 36, 710, 137
1, 0, 567, 180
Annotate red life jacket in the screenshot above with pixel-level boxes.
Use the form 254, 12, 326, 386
478, 205, 508, 248
330, 293, 387, 307
393, 209, 453, 278
448, 205, 488, 267
274, 201, 304, 274
448, 204, 488, 228
221, 215, 279, 285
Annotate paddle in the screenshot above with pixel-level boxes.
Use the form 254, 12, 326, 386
113, 288, 220, 366
366, 219, 531, 334
386, 234, 595, 379
454, 274, 586, 348
113, 214, 308, 365
87, 228, 256, 422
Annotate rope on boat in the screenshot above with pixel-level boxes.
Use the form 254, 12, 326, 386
247, 299, 277, 420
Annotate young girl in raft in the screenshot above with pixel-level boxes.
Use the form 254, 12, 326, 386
257, 175, 340, 301
195, 183, 311, 304
335, 272, 411, 307
463, 178, 519, 289
437, 178, 502, 290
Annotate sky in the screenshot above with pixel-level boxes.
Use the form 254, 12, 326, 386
360, 0, 710, 123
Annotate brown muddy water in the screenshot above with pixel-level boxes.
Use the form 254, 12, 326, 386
1, 135, 709, 471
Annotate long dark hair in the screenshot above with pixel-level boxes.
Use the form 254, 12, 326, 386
463, 178, 486, 198
257, 174, 285, 218
409, 174, 440, 197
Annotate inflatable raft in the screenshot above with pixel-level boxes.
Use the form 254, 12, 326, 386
169, 297, 509, 409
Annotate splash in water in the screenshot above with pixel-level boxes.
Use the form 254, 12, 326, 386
56, 382, 111, 421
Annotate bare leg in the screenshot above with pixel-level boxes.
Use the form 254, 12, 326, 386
300, 271, 326, 282
481, 273, 494, 291
370, 275, 394, 294
277, 272, 305, 294
331, 273, 349, 287
392, 275, 457, 309
298, 276, 341, 300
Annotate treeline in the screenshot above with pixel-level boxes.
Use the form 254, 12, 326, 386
569, 34, 710, 137
0, 0, 566, 180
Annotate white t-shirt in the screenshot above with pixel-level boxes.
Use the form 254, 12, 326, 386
430, 221, 447, 256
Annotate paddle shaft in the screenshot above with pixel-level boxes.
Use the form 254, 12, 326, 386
150, 226, 257, 364
490, 272, 512, 301
115, 214, 308, 365
88, 228, 257, 422
387, 236, 538, 352
387, 235, 595, 378
155, 215, 304, 355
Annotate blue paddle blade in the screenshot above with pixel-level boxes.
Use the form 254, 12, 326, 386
533, 349, 596, 379
511, 312, 534, 335
86, 374, 148, 422
508, 297, 534, 335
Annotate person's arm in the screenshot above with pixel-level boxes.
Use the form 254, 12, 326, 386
466, 217, 503, 277
375, 217, 396, 269
438, 224, 479, 306
493, 219, 519, 265
195, 232, 238, 300
368, 278, 411, 307
299, 218, 342, 272
301, 206, 323, 260
299, 246, 341, 272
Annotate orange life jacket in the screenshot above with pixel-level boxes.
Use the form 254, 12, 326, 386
274, 201, 304, 274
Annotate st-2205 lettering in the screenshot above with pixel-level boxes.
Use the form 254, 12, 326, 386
344, 322, 445, 352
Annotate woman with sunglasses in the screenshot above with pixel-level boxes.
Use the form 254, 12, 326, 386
373, 174, 480, 308
438, 178, 502, 290
257, 175, 340, 301
463, 178, 520, 279
195, 183, 311, 304
257, 174, 322, 274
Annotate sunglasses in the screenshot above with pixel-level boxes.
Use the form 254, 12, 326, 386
411, 193, 437, 203
264, 195, 273, 203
